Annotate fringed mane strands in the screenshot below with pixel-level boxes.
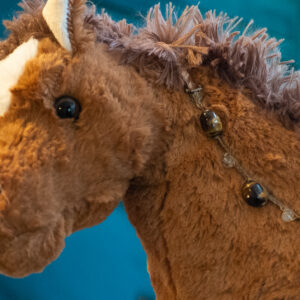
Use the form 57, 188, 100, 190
88, 3, 300, 125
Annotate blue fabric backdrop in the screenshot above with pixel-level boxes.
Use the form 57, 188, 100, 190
0, 1, 299, 300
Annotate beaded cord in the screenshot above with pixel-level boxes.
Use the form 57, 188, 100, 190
183, 74, 300, 223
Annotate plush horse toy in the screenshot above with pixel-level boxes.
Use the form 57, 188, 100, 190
0, 0, 300, 298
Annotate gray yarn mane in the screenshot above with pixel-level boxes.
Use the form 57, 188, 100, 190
87, 4, 300, 125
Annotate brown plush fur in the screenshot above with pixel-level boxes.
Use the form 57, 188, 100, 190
125, 67, 300, 298
1, 1, 300, 299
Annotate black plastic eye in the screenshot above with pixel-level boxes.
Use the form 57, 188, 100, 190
54, 96, 81, 119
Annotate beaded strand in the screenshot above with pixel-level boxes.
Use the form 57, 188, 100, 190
185, 84, 300, 223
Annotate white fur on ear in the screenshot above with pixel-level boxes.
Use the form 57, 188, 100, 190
0, 38, 39, 117
42, 0, 72, 52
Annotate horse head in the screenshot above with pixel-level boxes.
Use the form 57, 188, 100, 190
0, 0, 155, 277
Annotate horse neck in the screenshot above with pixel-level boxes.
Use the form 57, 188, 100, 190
124, 66, 300, 299
123, 65, 212, 298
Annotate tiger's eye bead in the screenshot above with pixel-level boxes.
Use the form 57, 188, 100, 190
200, 110, 223, 138
242, 181, 268, 207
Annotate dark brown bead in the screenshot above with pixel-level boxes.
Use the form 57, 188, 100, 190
242, 181, 268, 207
200, 110, 223, 138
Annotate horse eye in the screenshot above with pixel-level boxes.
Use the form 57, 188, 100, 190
54, 96, 81, 119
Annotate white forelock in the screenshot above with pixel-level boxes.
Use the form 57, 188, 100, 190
0, 38, 39, 117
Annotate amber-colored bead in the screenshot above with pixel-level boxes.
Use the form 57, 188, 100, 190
200, 110, 223, 138
242, 181, 268, 207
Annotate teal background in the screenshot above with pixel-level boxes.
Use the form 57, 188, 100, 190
0, 1, 299, 300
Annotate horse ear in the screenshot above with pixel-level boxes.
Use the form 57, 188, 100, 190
42, 0, 87, 52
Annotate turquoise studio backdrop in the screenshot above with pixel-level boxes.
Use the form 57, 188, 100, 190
0, 1, 299, 300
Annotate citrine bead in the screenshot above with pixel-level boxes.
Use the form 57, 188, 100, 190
281, 208, 297, 223
223, 153, 236, 168
200, 110, 223, 138
242, 181, 268, 207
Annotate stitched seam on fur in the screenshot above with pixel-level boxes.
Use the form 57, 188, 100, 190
159, 181, 178, 298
